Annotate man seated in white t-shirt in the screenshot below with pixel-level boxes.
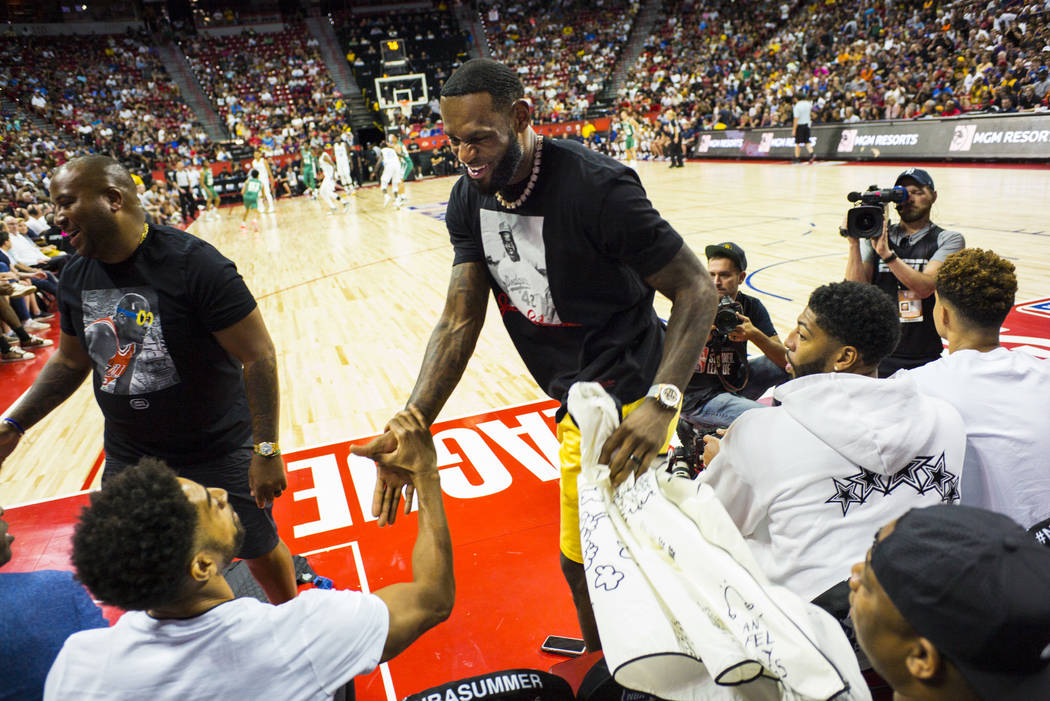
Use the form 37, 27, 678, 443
699, 281, 966, 605
903, 248, 1050, 533
45, 407, 454, 700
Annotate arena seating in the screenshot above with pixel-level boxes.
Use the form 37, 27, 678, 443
180, 25, 347, 147
334, 7, 470, 119
481, 0, 638, 123
619, 0, 1050, 132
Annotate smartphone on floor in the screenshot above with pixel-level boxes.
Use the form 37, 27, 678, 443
541, 635, 586, 657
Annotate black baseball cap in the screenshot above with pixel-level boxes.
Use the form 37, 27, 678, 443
871, 505, 1050, 700
894, 167, 935, 190
705, 242, 747, 271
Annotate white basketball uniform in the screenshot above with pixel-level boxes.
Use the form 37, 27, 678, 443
251, 157, 275, 211
334, 141, 353, 188
318, 153, 337, 208
380, 146, 402, 189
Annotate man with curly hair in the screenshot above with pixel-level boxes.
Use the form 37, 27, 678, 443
45, 407, 454, 699
904, 249, 1050, 533
699, 281, 966, 603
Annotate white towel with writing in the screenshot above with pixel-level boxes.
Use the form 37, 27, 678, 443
570, 382, 870, 701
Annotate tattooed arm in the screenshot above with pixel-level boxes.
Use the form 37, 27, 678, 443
213, 307, 284, 508
0, 331, 92, 468
366, 261, 489, 526
408, 261, 490, 424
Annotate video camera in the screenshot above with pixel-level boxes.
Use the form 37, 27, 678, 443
843, 185, 908, 238
712, 295, 743, 341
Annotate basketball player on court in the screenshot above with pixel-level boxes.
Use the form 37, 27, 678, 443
202, 166, 220, 221
240, 169, 262, 230
334, 132, 357, 195
251, 151, 276, 213
379, 137, 406, 209
359, 59, 716, 652
316, 147, 345, 215
619, 109, 640, 166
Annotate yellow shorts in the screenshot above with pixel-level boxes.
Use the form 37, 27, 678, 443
558, 396, 679, 563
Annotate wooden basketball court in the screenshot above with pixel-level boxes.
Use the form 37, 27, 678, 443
3, 158, 1049, 697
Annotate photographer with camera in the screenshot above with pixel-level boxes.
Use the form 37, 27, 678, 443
844, 168, 965, 376
679, 242, 789, 432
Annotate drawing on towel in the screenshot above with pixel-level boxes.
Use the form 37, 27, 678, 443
593, 565, 625, 591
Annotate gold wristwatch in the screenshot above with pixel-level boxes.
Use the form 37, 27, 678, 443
253, 441, 281, 457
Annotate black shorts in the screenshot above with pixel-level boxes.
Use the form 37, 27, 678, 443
103, 446, 279, 560
795, 124, 811, 145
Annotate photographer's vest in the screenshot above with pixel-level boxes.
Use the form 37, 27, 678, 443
876, 223, 944, 362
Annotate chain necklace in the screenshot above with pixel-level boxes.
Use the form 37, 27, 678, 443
494, 135, 543, 210
139, 221, 148, 245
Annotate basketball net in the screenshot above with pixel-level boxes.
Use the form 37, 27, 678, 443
398, 100, 411, 118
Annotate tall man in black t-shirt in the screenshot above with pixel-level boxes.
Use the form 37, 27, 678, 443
359, 59, 717, 651
0, 156, 297, 604
681, 242, 789, 429
844, 168, 965, 376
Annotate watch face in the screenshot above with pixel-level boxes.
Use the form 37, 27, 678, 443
660, 386, 681, 406
257, 442, 276, 456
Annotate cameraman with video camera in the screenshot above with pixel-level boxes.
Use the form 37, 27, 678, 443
844, 168, 965, 376
679, 242, 789, 434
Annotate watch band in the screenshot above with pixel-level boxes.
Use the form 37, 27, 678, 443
881, 252, 898, 264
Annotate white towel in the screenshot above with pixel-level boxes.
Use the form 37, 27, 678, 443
569, 382, 871, 701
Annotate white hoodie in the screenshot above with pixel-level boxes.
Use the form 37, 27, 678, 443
701, 372, 966, 601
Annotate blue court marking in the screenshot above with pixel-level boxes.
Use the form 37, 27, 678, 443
744, 252, 842, 302
407, 200, 449, 222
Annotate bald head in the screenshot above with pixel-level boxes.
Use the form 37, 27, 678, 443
54, 155, 139, 202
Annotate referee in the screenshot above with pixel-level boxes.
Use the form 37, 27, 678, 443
793, 92, 815, 163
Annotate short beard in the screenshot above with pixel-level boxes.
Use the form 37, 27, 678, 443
469, 136, 523, 196
789, 356, 831, 380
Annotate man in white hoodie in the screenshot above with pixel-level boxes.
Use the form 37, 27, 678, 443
700, 280, 966, 603
903, 249, 1050, 533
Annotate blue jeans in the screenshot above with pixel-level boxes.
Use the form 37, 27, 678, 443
684, 356, 790, 428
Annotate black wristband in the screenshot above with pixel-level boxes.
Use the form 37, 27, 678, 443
839, 227, 849, 237
881, 252, 898, 264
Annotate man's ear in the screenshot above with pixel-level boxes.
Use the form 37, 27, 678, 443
188, 550, 220, 583
833, 344, 861, 372
104, 186, 125, 213
905, 637, 943, 681
510, 98, 533, 132
929, 188, 938, 205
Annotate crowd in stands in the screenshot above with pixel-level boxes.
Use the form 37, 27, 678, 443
618, 0, 1050, 141
481, 0, 639, 122
0, 31, 206, 161
180, 25, 350, 153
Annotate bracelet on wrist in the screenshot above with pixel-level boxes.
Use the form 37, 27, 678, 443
881, 252, 898, 264
3, 417, 25, 435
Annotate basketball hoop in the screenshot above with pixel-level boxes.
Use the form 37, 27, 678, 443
398, 99, 412, 118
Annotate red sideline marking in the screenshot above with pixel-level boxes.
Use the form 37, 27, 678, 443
80, 451, 106, 491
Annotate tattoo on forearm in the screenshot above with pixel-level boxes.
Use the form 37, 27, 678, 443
408, 264, 487, 424
12, 357, 90, 429
244, 354, 279, 440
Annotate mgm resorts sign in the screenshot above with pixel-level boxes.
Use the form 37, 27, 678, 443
690, 113, 1050, 161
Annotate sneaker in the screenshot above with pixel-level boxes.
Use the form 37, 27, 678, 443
4, 332, 17, 344
21, 335, 52, 348
24, 320, 50, 332
2, 348, 34, 362
33, 313, 55, 321
9, 283, 36, 298
383, 194, 391, 207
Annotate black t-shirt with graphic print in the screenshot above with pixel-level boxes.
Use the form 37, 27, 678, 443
58, 223, 256, 466
448, 137, 684, 410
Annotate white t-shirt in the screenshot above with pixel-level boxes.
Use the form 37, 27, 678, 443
45, 589, 388, 700
26, 215, 49, 235
8, 233, 49, 266
905, 347, 1050, 529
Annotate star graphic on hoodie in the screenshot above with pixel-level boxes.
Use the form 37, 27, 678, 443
886, 456, 930, 494
848, 467, 888, 499
826, 478, 865, 516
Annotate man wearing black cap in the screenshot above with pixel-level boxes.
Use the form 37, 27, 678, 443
844, 168, 965, 376
680, 241, 789, 429
849, 504, 1050, 700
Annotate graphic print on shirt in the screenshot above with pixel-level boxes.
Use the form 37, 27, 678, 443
81, 288, 179, 395
480, 210, 561, 326
825, 452, 958, 516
